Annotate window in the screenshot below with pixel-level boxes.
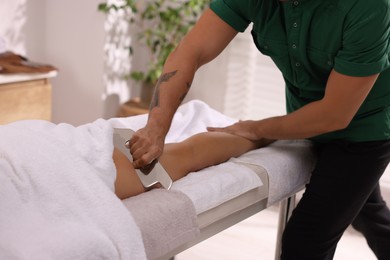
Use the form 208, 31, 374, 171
223, 31, 286, 120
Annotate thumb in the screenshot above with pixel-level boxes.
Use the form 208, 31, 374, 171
132, 160, 140, 169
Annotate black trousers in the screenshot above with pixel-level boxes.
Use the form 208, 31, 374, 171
281, 140, 390, 260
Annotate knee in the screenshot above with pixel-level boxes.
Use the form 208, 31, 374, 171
351, 215, 365, 234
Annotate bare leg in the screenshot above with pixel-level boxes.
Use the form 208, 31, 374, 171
113, 148, 146, 199
113, 132, 273, 200
159, 132, 273, 180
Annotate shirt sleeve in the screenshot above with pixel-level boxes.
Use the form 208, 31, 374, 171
209, 0, 255, 32
334, 0, 390, 76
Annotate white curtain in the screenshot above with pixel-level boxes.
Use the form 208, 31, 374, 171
223, 31, 286, 120
103, 0, 134, 104
0, 0, 26, 55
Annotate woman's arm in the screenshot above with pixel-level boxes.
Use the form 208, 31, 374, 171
129, 8, 239, 169
208, 70, 379, 140
113, 131, 273, 200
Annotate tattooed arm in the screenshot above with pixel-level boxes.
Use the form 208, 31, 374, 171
128, 8, 238, 169
148, 70, 191, 110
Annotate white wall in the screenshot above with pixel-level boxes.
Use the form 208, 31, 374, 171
185, 49, 230, 112
24, 0, 107, 126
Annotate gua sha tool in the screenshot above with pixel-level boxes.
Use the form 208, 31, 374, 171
113, 128, 173, 190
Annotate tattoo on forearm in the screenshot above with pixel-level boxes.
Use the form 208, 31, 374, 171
150, 70, 178, 110
149, 70, 192, 110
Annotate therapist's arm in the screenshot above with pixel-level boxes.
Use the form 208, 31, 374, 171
129, 8, 238, 168
208, 70, 379, 140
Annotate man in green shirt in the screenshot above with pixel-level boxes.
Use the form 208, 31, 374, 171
129, 0, 390, 258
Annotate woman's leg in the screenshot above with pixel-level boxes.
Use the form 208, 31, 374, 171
159, 132, 272, 180
113, 148, 146, 199
113, 131, 273, 200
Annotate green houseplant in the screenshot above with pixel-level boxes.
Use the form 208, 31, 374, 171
98, 0, 210, 105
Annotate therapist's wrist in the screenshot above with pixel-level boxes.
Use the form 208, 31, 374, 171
145, 118, 169, 141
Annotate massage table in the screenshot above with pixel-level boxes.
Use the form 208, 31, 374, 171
0, 100, 315, 260
109, 100, 316, 260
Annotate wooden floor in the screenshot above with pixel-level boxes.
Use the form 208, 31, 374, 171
176, 204, 377, 260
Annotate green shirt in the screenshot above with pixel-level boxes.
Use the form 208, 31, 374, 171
210, 0, 390, 142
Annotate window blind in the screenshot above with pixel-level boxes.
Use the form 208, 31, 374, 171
223, 31, 286, 120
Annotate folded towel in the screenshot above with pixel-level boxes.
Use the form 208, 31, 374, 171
0, 51, 57, 74
123, 189, 199, 259
231, 139, 316, 206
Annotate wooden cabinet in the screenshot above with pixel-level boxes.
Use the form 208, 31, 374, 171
0, 72, 57, 124
117, 98, 149, 117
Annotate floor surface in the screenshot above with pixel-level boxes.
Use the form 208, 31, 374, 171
176, 204, 377, 260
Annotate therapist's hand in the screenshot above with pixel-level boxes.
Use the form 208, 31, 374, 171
128, 126, 165, 169
207, 120, 260, 141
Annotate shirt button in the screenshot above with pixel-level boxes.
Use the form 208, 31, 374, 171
293, 1, 299, 6
264, 45, 269, 49
292, 44, 297, 49
295, 62, 301, 67
327, 61, 333, 66
293, 22, 298, 28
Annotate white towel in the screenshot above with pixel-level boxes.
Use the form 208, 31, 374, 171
0, 119, 146, 260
